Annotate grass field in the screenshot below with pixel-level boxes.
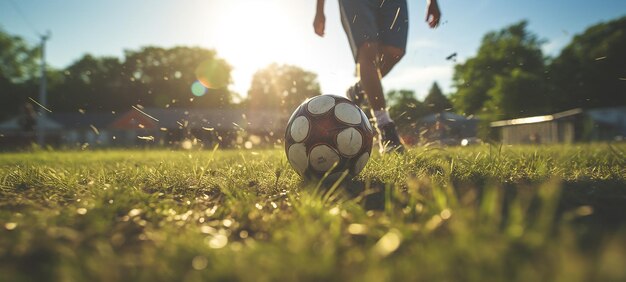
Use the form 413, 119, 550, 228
1, 144, 625, 281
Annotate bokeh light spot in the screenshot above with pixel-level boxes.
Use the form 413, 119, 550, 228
191, 81, 207, 97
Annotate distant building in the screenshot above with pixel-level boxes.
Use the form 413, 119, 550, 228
0, 114, 64, 148
490, 107, 626, 144
53, 112, 119, 146
109, 107, 287, 148
415, 112, 480, 145
0, 107, 288, 149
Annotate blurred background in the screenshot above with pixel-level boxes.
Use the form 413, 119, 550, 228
0, 0, 624, 149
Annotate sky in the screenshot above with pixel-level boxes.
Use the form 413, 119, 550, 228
0, 0, 624, 101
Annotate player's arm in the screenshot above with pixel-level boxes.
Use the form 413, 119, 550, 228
314, 0, 325, 37
426, 0, 441, 28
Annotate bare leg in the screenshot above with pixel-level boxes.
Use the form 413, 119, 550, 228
356, 41, 385, 111
378, 45, 405, 78
348, 45, 404, 110
356, 43, 406, 153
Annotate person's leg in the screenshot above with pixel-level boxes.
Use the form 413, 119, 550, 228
378, 0, 408, 78
370, 0, 407, 153
374, 0, 409, 152
339, 0, 405, 152
379, 45, 405, 78
338, 0, 376, 107
349, 0, 407, 105
356, 41, 404, 153
347, 45, 404, 109
356, 41, 384, 111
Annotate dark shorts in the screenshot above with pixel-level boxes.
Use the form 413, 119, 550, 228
339, 0, 409, 62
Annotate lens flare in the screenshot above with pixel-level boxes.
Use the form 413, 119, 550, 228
195, 59, 229, 89
191, 81, 207, 97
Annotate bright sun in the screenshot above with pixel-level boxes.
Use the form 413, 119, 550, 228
206, 1, 302, 97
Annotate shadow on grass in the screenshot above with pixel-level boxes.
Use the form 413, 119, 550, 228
316, 176, 389, 211
332, 177, 626, 247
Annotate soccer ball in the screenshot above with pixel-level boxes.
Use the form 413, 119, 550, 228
284, 94, 374, 178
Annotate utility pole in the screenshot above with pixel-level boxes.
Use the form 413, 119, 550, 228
37, 31, 51, 147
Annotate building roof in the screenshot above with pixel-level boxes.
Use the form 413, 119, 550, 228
419, 112, 478, 123
51, 112, 119, 129
0, 114, 64, 131
490, 108, 583, 127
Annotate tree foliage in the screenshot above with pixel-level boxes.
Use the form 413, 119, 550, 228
0, 28, 40, 120
423, 82, 452, 114
247, 63, 321, 113
485, 69, 547, 119
49, 54, 122, 112
387, 89, 428, 134
452, 21, 546, 119
121, 46, 232, 109
548, 16, 626, 110
0, 28, 39, 83
48, 47, 233, 112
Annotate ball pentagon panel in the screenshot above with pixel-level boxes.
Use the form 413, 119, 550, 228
354, 152, 370, 175
334, 102, 362, 125
336, 127, 363, 156
309, 145, 341, 172
290, 116, 309, 142
287, 143, 308, 175
306, 95, 335, 115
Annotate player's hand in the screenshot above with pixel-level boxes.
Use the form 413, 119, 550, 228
426, 0, 441, 28
314, 13, 326, 37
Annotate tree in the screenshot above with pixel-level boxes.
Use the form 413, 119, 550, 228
49, 54, 122, 112
247, 63, 321, 113
548, 16, 626, 110
47, 46, 234, 112
485, 69, 547, 119
423, 82, 452, 114
121, 46, 233, 109
386, 89, 428, 134
451, 21, 546, 119
0, 28, 40, 120
0, 27, 39, 83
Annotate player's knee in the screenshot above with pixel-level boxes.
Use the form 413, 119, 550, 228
385, 47, 405, 62
358, 41, 380, 62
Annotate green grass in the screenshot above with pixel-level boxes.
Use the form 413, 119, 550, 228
1, 144, 625, 281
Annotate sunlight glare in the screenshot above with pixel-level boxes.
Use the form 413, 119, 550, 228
207, 1, 302, 96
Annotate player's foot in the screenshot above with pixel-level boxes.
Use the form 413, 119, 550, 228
378, 122, 405, 154
346, 82, 366, 108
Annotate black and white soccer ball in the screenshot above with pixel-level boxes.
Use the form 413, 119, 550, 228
284, 94, 374, 178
